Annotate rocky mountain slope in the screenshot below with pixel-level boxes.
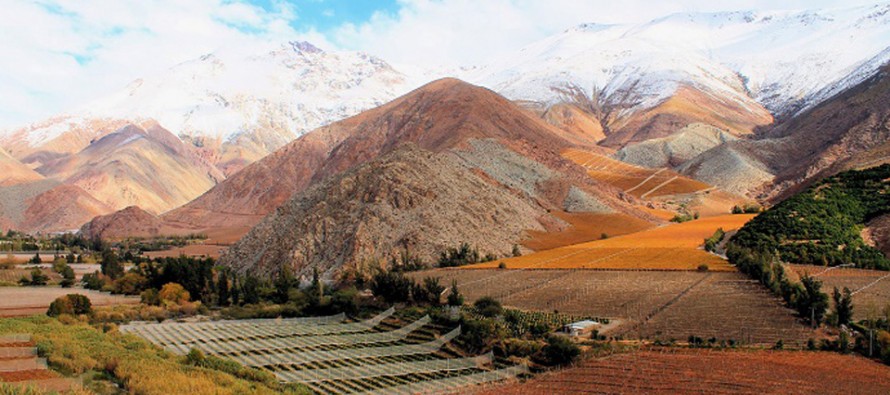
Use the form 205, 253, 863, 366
80, 206, 167, 240
680, 65, 890, 200
202, 79, 660, 277
0, 147, 42, 186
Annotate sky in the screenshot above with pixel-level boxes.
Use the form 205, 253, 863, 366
0, 0, 881, 128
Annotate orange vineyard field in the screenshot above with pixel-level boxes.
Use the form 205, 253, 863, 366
412, 269, 813, 345
479, 348, 890, 395
786, 264, 890, 321
563, 148, 710, 198
521, 212, 653, 251
468, 214, 755, 271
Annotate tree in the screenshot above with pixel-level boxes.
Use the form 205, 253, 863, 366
474, 296, 503, 318
159, 283, 190, 306
30, 253, 41, 264
370, 271, 413, 304
19, 268, 48, 286
550, 76, 644, 136
100, 249, 124, 280
421, 277, 445, 305
799, 275, 829, 326
447, 280, 465, 306
542, 335, 580, 366
512, 244, 522, 257
59, 265, 75, 288
833, 287, 854, 326
273, 266, 296, 304
217, 270, 230, 307
47, 294, 92, 316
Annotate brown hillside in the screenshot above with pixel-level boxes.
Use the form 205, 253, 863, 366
680, 66, 890, 200
601, 84, 773, 148
0, 147, 43, 186
222, 144, 555, 277
19, 185, 113, 233
165, 78, 641, 236
80, 206, 166, 240
37, 122, 224, 214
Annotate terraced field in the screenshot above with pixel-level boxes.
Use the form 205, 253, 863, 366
121, 310, 527, 394
563, 148, 710, 199
480, 348, 890, 394
412, 269, 814, 346
0, 334, 80, 392
469, 215, 753, 271
786, 264, 890, 321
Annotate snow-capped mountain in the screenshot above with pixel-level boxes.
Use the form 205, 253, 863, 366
2, 41, 422, 175
466, 3, 890, 117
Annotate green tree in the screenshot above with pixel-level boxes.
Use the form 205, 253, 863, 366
47, 294, 92, 316
447, 279, 464, 306
474, 296, 503, 318
217, 270, 231, 307
833, 286, 854, 327
541, 335, 580, 366
100, 249, 124, 279
799, 275, 829, 326
59, 265, 75, 288
30, 253, 41, 264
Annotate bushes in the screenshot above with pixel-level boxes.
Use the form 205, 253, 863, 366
158, 283, 190, 306
474, 296, 503, 318
18, 268, 48, 286
438, 243, 495, 267
704, 228, 725, 252
447, 280, 465, 306
369, 271, 413, 304
540, 335, 580, 366
47, 294, 92, 317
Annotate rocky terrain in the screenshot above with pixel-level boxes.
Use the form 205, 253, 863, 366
680, 65, 890, 200
864, 214, 890, 258
215, 79, 661, 278
615, 123, 738, 168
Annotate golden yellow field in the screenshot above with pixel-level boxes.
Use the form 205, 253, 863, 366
562, 148, 710, 198
467, 214, 755, 271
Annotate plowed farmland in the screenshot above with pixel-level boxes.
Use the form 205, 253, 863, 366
478, 348, 890, 395
786, 264, 890, 321
468, 215, 754, 271
410, 269, 814, 346
563, 149, 709, 198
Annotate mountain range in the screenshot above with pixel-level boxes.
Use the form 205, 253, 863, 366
1, 3, 889, 266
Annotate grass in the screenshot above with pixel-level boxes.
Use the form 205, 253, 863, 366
0, 315, 311, 395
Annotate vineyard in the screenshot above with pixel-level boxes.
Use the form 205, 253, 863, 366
786, 264, 890, 321
467, 214, 754, 271
412, 269, 814, 346
121, 310, 527, 394
482, 347, 890, 394
562, 149, 710, 199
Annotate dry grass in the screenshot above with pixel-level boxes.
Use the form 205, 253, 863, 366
480, 348, 890, 395
521, 212, 653, 251
0, 288, 138, 317
468, 214, 754, 271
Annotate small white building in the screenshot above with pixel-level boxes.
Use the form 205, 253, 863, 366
563, 320, 599, 337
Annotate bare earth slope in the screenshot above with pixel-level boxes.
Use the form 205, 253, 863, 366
80, 206, 167, 240
223, 144, 551, 277
164, 78, 641, 237
0, 147, 43, 187
215, 79, 660, 277
36, 122, 224, 214
681, 66, 890, 199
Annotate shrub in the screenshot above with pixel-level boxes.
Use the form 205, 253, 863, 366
141, 288, 160, 306
498, 262, 507, 269
59, 265, 76, 288
696, 264, 709, 272
47, 294, 92, 316
541, 335, 580, 366
158, 283, 190, 306
370, 271, 413, 304
19, 268, 49, 286
112, 273, 148, 295
474, 296, 503, 318
447, 280, 464, 306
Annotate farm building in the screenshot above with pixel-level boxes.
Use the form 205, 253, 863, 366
563, 320, 599, 337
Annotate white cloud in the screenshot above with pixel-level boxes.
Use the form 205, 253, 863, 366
0, 0, 319, 128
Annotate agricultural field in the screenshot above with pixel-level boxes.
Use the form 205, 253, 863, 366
562, 149, 710, 199
0, 334, 80, 392
786, 264, 890, 321
521, 212, 653, 251
0, 287, 138, 317
121, 309, 527, 394
479, 347, 890, 394
412, 269, 814, 346
469, 214, 754, 271
0, 267, 60, 286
